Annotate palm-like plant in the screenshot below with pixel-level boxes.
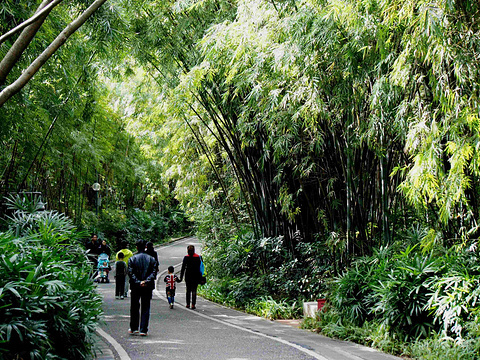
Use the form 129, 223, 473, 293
0, 196, 102, 359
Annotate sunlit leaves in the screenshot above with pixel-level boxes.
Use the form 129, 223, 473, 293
101, 0, 480, 247
380, 0, 480, 227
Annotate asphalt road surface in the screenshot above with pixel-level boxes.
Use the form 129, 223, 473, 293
96, 237, 401, 360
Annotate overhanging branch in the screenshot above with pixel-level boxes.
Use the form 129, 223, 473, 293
0, 0, 108, 107
0, 0, 63, 46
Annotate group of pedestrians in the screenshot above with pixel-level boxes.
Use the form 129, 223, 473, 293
85, 234, 112, 266
112, 239, 204, 337
86, 234, 113, 282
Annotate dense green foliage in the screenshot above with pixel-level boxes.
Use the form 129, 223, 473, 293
196, 207, 327, 316
102, 0, 480, 276
0, 197, 102, 359
2, 0, 480, 357
0, 0, 189, 235
302, 238, 480, 357
86, 207, 191, 250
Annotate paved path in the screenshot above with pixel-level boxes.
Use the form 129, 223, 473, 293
93, 237, 402, 360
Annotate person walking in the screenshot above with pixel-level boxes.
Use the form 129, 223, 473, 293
128, 240, 157, 336
85, 234, 101, 266
179, 245, 202, 310
116, 242, 134, 298
115, 252, 127, 299
99, 239, 111, 257
145, 241, 159, 274
164, 266, 180, 309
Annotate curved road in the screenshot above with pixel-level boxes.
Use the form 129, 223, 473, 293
96, 237, 401, 360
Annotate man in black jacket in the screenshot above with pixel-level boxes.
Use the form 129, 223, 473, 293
85, 234, 101, 266
128, 240, 158, 336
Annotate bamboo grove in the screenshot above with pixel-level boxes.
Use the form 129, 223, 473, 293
0, 0, 174, 225
1, 0, 480, 260
115, 0, 480, 261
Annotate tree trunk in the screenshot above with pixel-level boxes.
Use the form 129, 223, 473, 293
0, 0, 63, 46
0, 139, 19, 194
0, 0, 57, 86
380, 150, 390, 245
0, 0, 108, 107
346, 148, 352, 261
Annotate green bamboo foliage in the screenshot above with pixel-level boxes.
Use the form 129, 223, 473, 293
4, 0, 479, 261
159, 0, 403, 258
153, 0, 480, 255
391, 0, 480, 235
0, 0, 171, 224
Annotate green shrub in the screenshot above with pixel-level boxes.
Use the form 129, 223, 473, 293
199, 281, 300, 320
426, 249, 480, 341
0, 230, 103, 359
80, 207, 191, 251
199, 275, 265, 308
330, 246, 394, 326
301, 306, 406, 355
410, 325, 480, 360
330, 244, 445, 341
321, 237, 480, 358
202, 230, 330, 303
371, 246, 442, 341
245, 296, 301, 320
0, 197, 103, 359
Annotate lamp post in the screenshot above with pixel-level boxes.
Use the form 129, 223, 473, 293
92, 182, 100, 216
37, 200, 46, 211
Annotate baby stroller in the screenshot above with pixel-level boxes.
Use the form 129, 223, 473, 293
96, 253, 111, 283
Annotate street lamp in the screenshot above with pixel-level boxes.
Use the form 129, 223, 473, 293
92, 182, 100, 215
37, 200, 46, 211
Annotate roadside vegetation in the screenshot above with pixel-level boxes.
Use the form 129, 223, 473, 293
1, 0, 479, 359
0, 196, 102, 359
301, 240, 480, 358
82, 207, 191, 250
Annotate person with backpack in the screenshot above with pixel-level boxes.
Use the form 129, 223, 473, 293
179, 245, 202, 310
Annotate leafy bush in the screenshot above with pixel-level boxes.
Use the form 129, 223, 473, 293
410, 325, 480, 360
81, 207, 191, 251
199, 275, 266, 308
426, 251, 480, 340
371, 246, 441, 341
301, 304, 407, 355
199, 280, 300, 320
0, 196, 103, 359
5, 194, 79, 240
245, 296, 301, 320
316, 235, 480, 358
201, 229, 330, 304
0, 232, 102, 359
330, 244, 445, 341
330, 246, 394, 326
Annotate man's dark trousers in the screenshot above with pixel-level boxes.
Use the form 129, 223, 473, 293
128, 240, 157, 335
130, 287, 153, 333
